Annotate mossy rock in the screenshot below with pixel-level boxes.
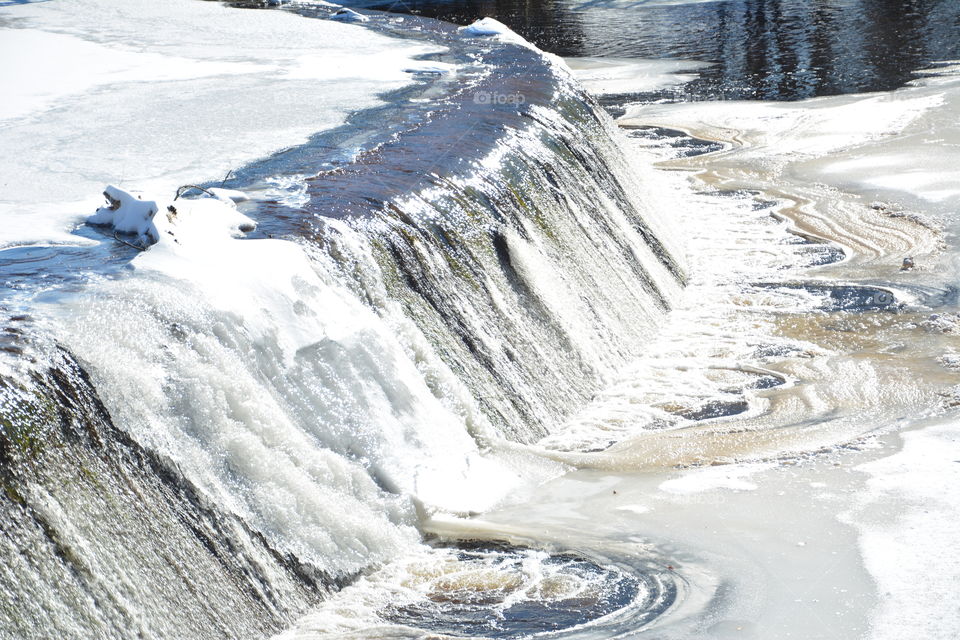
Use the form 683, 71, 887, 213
0, 376, 58, 464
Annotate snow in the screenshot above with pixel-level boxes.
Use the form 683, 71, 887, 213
461, 17, 510, 37
207, 188, 251, 204
659, 463, 771, 494
460, 17, 531, 47
846, 421, 960, 640
331, 8, 368, 23
87, 187, 162, 249
86, 186, 256, 251
565, 57, 709, 95
0, 0, 446, 250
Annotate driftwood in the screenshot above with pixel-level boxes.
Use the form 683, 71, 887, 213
113, 232, 146, 252
173, 185, 217, 201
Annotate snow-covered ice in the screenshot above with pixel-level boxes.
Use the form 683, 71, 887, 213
846, 421, 960, 640
566, 57, 710, 95
87, 185, 256, 251
330, 7, 369, 23
0, 0, 446, 249
460, 17, 512, 37
659, 463, 771, 494
460, 17, 532, 47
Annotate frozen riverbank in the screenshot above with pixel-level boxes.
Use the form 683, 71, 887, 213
0, 0, 446, 248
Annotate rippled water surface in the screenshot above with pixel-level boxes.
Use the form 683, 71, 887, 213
361, 0, 960, 99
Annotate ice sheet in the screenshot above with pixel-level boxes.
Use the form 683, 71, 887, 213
621, 66, 960, 217
0, 0, 445, 249
659, 463, 771, 494
847, 421, 960, 640
565, 57, 709, 95
568, 0, 726, 6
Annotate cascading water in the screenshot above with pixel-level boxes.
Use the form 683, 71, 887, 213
12, 0, 957, 637
0, 6, 685, 639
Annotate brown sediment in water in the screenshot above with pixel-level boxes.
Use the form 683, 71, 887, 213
644, 126, 943, 275
521, 115, 957, 472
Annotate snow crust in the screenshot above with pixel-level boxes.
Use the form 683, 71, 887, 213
87, 185, 256, 251
622, 66, 960, 215
848, 421, 960, 640
460, 17, 531, 47
0, 0, 445, 249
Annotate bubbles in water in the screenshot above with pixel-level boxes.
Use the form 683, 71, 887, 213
379, 543, 667, 638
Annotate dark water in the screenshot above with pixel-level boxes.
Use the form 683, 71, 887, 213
382, 546, 648, 638
357, 0, 960, 100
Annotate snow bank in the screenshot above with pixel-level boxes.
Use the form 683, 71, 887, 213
0, 0, 446, 250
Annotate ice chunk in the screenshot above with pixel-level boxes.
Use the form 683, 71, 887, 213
565, 57, 709, 96
402, 62, 455, 75
331, 8, 369, 23
87, 186, 160, 249
461, 17, 511, 37
86, 186, 256, 251
207, 187, 251, 204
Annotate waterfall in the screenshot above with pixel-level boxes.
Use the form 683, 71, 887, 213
0, 13, 684, 640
